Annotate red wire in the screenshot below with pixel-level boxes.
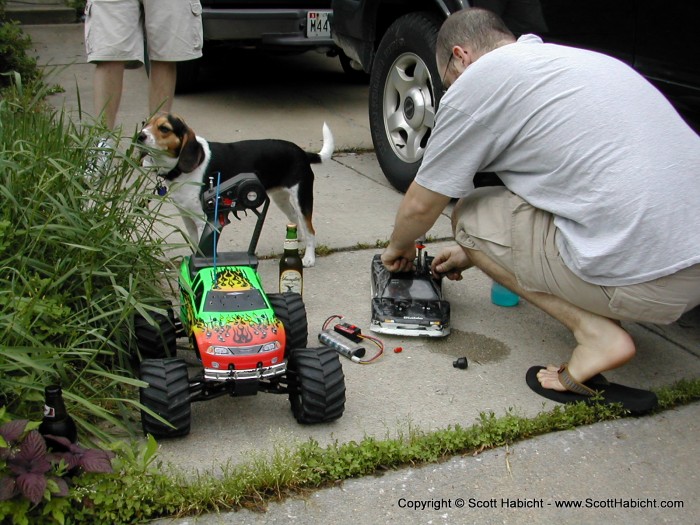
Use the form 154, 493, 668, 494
358, 334, 384, 364
322, 314, 343, 330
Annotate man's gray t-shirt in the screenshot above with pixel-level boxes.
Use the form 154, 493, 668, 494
416, 35, 700, 286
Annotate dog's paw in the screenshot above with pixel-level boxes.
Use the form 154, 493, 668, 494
302, 254, 315, 268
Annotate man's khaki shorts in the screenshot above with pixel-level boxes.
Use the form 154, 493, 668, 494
85, 0, 203, 63
452, 187, 700, 325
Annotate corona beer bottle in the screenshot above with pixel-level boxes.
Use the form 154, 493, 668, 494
279, 224, 303, 294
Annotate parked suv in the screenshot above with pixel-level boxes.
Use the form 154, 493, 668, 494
331, 0, 700, 191
177, 0, 362, 92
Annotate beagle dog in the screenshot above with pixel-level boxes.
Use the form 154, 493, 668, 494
138, 113, 333, 267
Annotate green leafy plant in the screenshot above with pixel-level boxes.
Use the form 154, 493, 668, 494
0, 419, 68, 505
0, 6, 41, 90
0, 410, 114, 524
68, 434, 181, 523
66, 0, 87, 18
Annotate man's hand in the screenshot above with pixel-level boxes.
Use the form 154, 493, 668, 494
431, 245, 473, 280
381, 181, 453, 273
381, 245, 417, 273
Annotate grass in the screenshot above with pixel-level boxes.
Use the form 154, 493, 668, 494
0, 77, 186, 444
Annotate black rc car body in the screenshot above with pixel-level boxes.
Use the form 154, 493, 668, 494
370, 251, 450, 338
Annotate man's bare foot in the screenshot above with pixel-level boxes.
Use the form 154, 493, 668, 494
536, 365, 568, 391
536, 322, 636, 391
461, 246, 638, 394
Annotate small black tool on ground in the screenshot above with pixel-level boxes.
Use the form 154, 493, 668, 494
453, 357, 469, 369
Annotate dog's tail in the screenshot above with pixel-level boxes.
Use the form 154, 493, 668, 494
307, 122, 334, 164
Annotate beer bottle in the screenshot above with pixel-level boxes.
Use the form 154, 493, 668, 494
39, 384, 78, 449
279, 224, 303, 295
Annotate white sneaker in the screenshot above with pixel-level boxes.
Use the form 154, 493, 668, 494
85, 137, 116, 179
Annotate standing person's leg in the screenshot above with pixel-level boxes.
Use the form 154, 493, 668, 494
143, 0, 203, 116
93, 62, 126, 129
148, 61, 177, 115
84, 0, 144, 129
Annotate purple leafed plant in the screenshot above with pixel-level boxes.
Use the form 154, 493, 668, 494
0, 419, 115, 505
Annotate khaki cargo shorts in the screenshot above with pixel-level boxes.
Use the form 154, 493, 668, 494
452, 187, 700, 325
84, 0, 203, 63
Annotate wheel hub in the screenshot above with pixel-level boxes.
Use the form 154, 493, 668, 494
382, 52, 436, 165
403, 96, 415, 120
403, 88, 426, 128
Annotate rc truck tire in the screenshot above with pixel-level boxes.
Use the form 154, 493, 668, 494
268, 292, 308, 351
369, 12, 443, 192
287, 347, 345, 424
140, 358, 191, 438
134, 307, 178, 360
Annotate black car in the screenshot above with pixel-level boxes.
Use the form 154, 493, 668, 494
331, 0, 700, 191
177, 0, 365, 92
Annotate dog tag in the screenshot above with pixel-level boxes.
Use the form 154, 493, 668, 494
155, 181, 167, 196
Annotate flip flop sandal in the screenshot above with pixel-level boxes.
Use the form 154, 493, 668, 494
526, 364, 658, 415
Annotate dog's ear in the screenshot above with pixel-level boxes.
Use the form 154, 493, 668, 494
176, 126, 204, 173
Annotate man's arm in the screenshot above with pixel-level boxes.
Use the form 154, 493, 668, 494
382, 181, 452, 272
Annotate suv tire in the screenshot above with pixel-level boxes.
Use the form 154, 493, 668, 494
369, 12, 443, 192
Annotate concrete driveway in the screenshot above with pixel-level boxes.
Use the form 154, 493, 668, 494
23, 22, 700, 525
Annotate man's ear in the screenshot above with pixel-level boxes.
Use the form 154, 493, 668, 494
176, 128, 204, 173
453, 45, 472, 69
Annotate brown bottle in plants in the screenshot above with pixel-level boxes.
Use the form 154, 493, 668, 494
39, 384, 77, 450
279, 224, 303, 295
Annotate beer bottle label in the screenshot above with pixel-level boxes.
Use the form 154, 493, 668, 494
280, 269, 302, 294
284, 238, 299, 250
44, 405, 55, 418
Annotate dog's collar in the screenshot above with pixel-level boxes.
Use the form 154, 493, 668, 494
154, 177, 168, 196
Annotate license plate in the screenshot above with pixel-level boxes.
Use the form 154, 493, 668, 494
307, 10, 331, 39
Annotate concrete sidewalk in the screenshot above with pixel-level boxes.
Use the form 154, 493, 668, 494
22, 22, 700, 525
154, 404, 699, 525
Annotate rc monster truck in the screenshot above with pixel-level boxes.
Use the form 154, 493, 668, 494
135, 173, 345, 438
